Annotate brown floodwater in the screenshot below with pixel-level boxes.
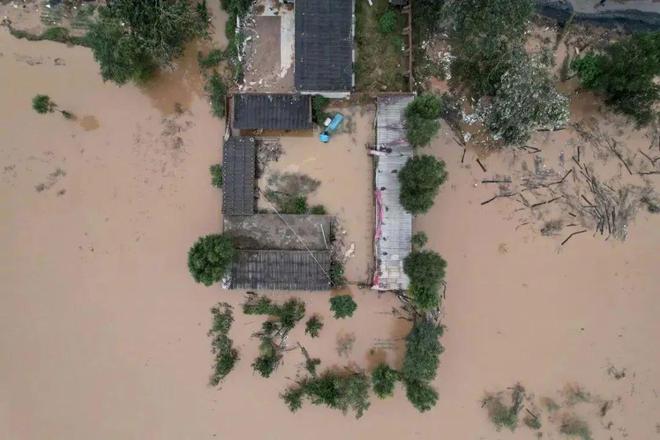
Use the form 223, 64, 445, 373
1, 9, 659, 440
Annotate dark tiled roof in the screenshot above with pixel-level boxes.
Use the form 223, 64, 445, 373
230, 250, 331, 290
222, 137, 256, 215
295, 0, 354, 92
233, 94, 312, 130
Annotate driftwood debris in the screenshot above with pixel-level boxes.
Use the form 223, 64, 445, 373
560, 229, 587, 246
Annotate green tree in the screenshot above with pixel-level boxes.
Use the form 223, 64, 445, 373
208, 303, 239, 385
32, 94, 55, 114
445, 0, 533, 96
404, 249, 447, 311
399, 155, 447, 214
404, 379, 438, 412
210, 164, 223, 188
305, 315, 324, 338
281, 369, 371, 418
378, 10, 398, 34
206, 72, 227, 118
330, 295, 357, 319
86, 0, 209, 84
411, 231, 428, 249
187, 234, 235, 286
483, 51, 569, 145
372, 363, 400, 398
573, 32, 660, 125
405, 94, 443, 147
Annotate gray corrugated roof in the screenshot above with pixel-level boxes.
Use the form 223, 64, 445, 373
374, 95, 414, 291
233, 94, 313, 130
230, 250, 331, 290
222, 137, 256, 216
295, 0, 354, 92
224, 214, 331, 250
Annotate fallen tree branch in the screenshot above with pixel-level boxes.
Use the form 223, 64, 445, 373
561, 229, 587, 246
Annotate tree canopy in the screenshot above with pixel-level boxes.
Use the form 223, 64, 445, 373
371, 363, 400, 399
208, 303, 239, 385
402, 319, 444, 383
445, 0, 534, 96
572, 32, 660, 125
32, 95, 55, 114
403, 249, 447, 311
399, 155, 447, 214
187, 234, 235, 286
329, 295, 357, 319
87, 0, 209, 84
405, 94, 443, 147
404, 379, 438, 412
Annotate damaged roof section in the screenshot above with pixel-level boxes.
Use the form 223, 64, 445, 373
224, 214, 331, 250
222, 137, 256, 216
373, 95, 414, 291
230, 250, 331, 290
295, 0, 354, 93
232, 94, 312, 131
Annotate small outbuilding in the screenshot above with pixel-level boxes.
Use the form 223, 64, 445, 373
222, 137, 256, 216
232, 94, 313, 131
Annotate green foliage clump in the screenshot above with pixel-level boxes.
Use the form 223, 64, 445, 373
329, 295, 357, 319
243, 296, 306, 330
312, 95, 331, 125
405, 94, 443, 147
411, 231, 428, 249
198, 49, 224, 69
305, 315, 324, 338
187, 234, 235, 286
310, 205, 327, 215
378, 10, 398, 34
252, 336, 282, 378
206, 72, 227, 118
281, 369, 371, 418
404, 249, 447, 311
482, 51, 569, 145
560, 415, 592, 440
210, 164, 223, 188
399, 155, 447, 214
445, 0, 533, 97
483, 384, 525, 431
371, 363, 400, 398
402, 319, 444, 383
208, 303, 239, 385
86, 0, 209, 84
32, 95, 55, 114
329, 260, 347, 288
572, 32, 660, 125
404, 379, 438, 412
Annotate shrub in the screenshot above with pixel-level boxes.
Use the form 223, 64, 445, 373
305, 315, 324, 338
329, 260, 347, 288
572, 32, 660, 125
87, 0, 209, 84
372, 363, 400, 398
208, 303, 239, 385
312, 95, 331, 125
293, 196, 308, 214
330, 295, 357, 319
252, 337, 281, 378
41, 27, 71, 42
378, 10, 398, 34
206, 72, 227, 117
405, 94, 443, 147
399, 155, 447, 214
560, 415, 592, 440
310, 205, 327, 215
281, 369, 371, 418
404, 379, 438, 412
402, 319, 444, 383
403, 249, 447, 311
210, 164, 223, 188
187, 234, 235, 286
483, 384, 525, 431
32, 95, 55, 114
198, 49, 224, 69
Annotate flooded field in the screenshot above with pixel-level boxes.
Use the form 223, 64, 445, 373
1, 5, 659, 440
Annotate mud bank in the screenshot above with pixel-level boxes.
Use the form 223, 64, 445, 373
536, 0, 660, 31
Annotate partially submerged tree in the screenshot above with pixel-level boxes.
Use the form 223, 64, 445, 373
86, 0, 210, 84
305, 315, 324, 338
404, 379, 438, 412
371, 363, 400, 399
480, 51, 569, 145
572, 32, 660, 125
281, 369, 371, 418
403, 249, 447, 311
405, 94, 443, 147
187, 234, 235, 286
32, 94, 55, 114
210, 164, 223, 188
399, 155, 448, 214
445, 0, 534, 96
329, 295, 357, 319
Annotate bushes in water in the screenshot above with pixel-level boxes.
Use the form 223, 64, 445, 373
371, 363, 400, 398
206, 72, 227, 117
198, 49, 224, 69
210, 164, 223, 188
403, 249, 447, 311
329, 295, 357, 319
32, 95, 55, 114
208, 303, 239, 385
482, 384, 526, 431
305, 315, 323, 338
